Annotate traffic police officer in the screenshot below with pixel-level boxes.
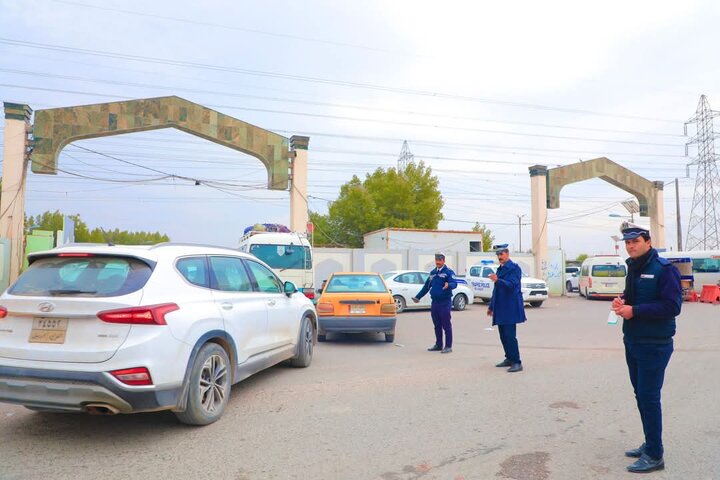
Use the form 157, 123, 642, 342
413, 253, 457, 353
612, 225, 682, 474
487, 244, 526, 373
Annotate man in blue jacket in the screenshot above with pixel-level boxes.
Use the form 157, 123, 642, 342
612, 226, 682, 474
413, 253, 457, 353
487, 244, 526, 373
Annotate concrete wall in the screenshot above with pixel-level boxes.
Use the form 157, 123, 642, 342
364, 229, 486, 252
314, 248, 541, 287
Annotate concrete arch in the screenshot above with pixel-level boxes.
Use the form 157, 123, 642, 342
31, 96, 290, 189
529, 158, 665, 280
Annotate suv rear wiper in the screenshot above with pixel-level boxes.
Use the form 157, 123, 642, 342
48, 289, 97, 295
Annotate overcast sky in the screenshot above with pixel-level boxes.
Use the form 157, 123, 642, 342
1, 0, 719, 257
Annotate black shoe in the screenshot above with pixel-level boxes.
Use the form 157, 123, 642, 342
627, 453, 664, 473
427, 345, 442, 352
507, 363, 523, 373
625, 443, 646, 458
495, 359, 512, 367
441, 347, 452, 354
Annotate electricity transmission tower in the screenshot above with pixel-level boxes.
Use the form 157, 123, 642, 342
397, 140, 414, 171
684, 94, 720, 250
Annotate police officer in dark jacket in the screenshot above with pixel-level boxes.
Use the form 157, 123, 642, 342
487, 244, 526, 373
413, 253, 457, 353
612, 226, 682, 474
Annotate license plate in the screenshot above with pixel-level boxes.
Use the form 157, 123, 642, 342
350, 305, 366, 314
29, 317, 68, 344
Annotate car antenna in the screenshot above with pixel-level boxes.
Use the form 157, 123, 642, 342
99, 227, 115, 246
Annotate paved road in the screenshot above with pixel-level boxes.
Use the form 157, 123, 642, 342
0, 297, 718, 480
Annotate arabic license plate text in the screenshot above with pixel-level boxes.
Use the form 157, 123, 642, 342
350, 305, 366, 314
29, 317, 68, 344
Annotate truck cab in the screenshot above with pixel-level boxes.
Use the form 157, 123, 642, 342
239, 231, 315, 300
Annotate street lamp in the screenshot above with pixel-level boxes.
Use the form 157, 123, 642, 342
620, 200, 639, 223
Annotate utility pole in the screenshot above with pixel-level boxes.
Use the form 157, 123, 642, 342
675, 178, 683, 251
517, 214, 526, 252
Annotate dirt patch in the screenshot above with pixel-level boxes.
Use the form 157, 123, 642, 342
549, 401, 580, 409
496, 452, 551, 480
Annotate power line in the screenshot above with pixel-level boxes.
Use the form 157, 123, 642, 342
47, 0, 419, 57
0, 68, 684, 138
0, 37, 681, 123
0, 82, 684, 147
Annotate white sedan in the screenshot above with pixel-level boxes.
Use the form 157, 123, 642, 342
381, 270, 475, 313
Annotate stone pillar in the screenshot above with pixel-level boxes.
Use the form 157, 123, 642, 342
529, 165, 548, 281
289, 135, 309, 233
650, 181, 666, 250
0, 103, 32, 282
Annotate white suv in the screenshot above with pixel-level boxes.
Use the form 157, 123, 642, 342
467, 262, 548, 307
0, 244, 317, 425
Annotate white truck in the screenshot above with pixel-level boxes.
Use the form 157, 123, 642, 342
239, 230, 315, 301
467, 260, 548, 308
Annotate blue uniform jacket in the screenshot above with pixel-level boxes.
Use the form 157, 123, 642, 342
489, 260, 527, 326
622, 248, 682, 342
415, 265, 457, 304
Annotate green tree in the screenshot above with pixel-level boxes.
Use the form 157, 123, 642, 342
576, 253, 589, 264
25, 210, 170, 244
311, 161, 444, 247
471, 222, 496, 251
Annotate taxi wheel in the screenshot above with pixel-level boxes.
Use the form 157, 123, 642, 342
393, 295, 406, 313
385, 332, 395, 343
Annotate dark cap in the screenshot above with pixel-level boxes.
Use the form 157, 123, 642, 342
621, 226, 650, 241
434, 252, 445, 260
493, 243, 509, 254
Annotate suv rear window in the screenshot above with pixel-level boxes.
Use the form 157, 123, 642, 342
9, 255, 153, 297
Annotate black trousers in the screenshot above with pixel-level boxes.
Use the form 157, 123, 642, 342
624, 340, 673, 460
430, 302, 452, 348
498, 324, 521, 364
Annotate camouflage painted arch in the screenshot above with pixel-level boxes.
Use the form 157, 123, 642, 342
31, 96, 290, 190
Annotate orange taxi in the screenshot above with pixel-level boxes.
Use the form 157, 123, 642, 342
316, 272, 397, 343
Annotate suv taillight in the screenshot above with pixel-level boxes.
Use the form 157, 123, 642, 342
97, 303, 179, 325
110, 367, 153, 386
303, 289, 315, 300
0, 306, 6, 319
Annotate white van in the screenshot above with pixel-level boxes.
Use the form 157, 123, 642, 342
578, 255, 627, 300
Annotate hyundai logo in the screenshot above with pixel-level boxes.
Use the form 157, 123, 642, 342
38, 302, 55, 313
